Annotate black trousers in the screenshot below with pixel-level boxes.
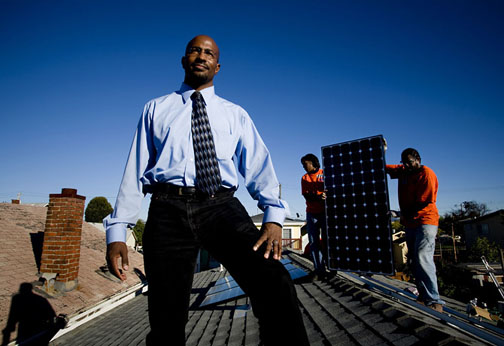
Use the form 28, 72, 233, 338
143, 192, 309, 346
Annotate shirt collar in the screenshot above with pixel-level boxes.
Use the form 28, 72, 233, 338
180, 83, 216, 104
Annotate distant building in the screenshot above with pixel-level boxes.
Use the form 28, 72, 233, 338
462, 209, 504, 249
89, 222, 138, 250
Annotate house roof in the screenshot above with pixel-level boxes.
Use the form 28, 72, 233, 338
0, 203, 145, 339
460, 209, 504, 224
250, 213, 305, 224
52, 251, 501, 345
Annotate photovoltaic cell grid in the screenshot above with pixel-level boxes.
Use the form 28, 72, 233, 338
321, 135, 394, 275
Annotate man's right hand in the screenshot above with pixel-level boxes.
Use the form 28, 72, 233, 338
106, 241, 129, 281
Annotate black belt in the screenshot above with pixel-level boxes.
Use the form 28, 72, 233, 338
144, 183, 235, 199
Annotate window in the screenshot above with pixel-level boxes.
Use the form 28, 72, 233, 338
282, 228, 292, 239
477, 223, 489, 235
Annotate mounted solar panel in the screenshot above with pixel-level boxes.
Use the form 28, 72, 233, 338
321, 135, 394, 275
199, 259, 307, 307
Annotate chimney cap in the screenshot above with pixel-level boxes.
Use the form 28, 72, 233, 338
49, 188, 85, 200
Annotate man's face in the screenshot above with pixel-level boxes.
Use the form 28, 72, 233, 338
182, 36, 220, 89
302, 160, 316, 173
402, 154, 421, 173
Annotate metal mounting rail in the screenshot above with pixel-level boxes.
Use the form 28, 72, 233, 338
353, 273, 504, 336
346, 273, 504, 345
358, 273, 504, 337
481, 256, 504, 300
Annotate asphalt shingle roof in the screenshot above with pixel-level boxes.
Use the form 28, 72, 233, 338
3, 204, 501, 345
0, 203, 145, 341
50, 252, 499, 345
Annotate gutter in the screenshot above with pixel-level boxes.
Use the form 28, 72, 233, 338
50, 282, 148, 341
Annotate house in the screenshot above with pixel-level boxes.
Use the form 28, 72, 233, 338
89, 222, 139, 250
250, 213, 307, 251
462, 209, 504, 249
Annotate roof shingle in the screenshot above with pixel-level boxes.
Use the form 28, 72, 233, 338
51, 251, 499, 345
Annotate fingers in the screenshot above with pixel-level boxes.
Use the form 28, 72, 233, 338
253, 223, 282, 260
253, 233, 268, 255
107, 242, 129, 281
272, 239, 281, 260
264, 238, 274, 259
120, 244, 130, 271
108, 254, 123, 281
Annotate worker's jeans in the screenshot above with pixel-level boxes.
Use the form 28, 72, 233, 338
143, 193, 309, 346
405, 224, 445, 306
306, 212, 327, 274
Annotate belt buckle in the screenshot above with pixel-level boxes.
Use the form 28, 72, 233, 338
177, 187, 184, 196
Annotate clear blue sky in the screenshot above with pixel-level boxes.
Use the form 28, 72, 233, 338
1, 0, 503, 221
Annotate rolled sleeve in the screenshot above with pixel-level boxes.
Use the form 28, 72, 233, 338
263, 203, 289, 226
105, 221, 128, 244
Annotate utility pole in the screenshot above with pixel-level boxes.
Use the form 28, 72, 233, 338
451, 223, 458, 263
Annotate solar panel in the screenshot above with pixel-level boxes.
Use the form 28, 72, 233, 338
207, 279, 239, 295
321, 135, 394, 275
200, 286, 245, 307
199, 260, 307, 307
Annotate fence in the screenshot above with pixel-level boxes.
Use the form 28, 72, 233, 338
282, 238, 302, 250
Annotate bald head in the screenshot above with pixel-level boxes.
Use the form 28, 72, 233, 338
182, 35, 221, 91
185, 35, 220, 62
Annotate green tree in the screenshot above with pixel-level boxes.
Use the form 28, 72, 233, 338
468, 237, 500, 262
450, 201, 489, 220
84, 197, 113, 222
133, 219, 145, 246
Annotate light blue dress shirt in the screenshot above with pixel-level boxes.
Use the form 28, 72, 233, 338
104, 84, 287, 244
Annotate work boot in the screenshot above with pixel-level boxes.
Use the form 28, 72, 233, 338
428, 303, 443, 313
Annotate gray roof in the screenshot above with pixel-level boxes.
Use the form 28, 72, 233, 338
50, 251, 501, 345
460, 209, 504, 224
250, 213, 305, 224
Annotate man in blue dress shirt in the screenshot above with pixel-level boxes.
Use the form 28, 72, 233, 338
104, 35, 309, 346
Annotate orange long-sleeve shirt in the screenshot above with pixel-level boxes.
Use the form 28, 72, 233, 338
301, 168, 325, 214
386, 164, 439, 228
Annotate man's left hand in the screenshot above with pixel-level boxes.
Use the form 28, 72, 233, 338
253, 222, 282, 260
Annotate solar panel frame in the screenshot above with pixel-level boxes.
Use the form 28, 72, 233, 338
321, 135, 394, 275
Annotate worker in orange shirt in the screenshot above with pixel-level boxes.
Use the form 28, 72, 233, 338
301, 154, 328, 280
386, 147, 445, 312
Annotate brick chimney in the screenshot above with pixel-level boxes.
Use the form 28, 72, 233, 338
40, 188, 86, 292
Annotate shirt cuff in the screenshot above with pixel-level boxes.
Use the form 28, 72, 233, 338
262, 205, 286, 227
106, 223, 127, 244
